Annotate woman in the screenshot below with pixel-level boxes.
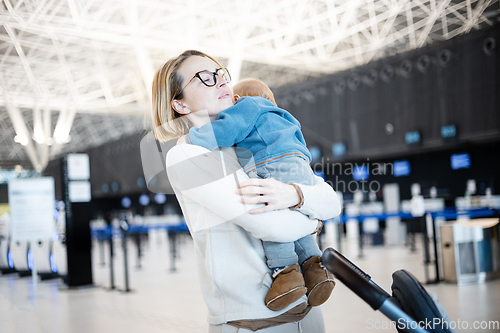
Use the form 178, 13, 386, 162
151, 50, 341, 332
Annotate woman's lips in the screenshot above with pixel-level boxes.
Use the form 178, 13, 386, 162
219, 92, 231, 99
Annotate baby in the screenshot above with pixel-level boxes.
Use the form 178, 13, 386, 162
185, 78, 335, 311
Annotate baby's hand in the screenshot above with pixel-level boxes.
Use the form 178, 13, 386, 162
176, 135, 187, 145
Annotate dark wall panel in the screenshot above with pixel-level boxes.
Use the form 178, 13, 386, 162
44, 158, 62, 200
43, 132, 148, 200
275, 24, 500, 160
327, 140, 500, 204
0, 184, 7, 203
87, 132, 147, 198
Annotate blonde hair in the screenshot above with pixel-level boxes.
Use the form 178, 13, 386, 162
233, 78, 277, 106
151, 50, 226, 141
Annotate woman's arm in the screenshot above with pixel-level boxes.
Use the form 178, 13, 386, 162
236, 176, 342, 220
294, 177, 342, 220
166, 145, 318, 243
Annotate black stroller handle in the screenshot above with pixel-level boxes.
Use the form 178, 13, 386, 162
322, 248, 430, 333
322, 248, 389, 310
325, 246, 372, 281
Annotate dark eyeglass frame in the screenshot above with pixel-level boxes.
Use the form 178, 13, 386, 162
176, 67, 231, 98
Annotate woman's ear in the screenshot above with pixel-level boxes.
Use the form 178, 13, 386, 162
171, 100, 190, 115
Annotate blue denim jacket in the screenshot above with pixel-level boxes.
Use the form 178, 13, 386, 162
186, 96, 311, 172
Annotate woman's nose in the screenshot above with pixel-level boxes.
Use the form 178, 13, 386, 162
216, 77, 227, 88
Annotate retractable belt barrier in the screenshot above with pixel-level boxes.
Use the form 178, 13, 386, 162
333, 207, 497, 224
91, 222, 191, 281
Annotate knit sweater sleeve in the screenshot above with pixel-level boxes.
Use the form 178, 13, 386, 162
186, 97, 265, 150
166, 145, 318, 243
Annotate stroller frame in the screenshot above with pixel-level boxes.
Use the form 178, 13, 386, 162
322, 248, 430, 333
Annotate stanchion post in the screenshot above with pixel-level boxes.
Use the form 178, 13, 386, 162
119, 216, 131, 292
408, 218, 417, 252
420, 216, 431, 284
108, 226, 115, 290
168, 229, 177, 272
135, 231, 141, 269
431, 217, 440, 283
99, 239, 105, 266
337, 219, 343, 253
358, 219, 364, 258
30, 240, 38, 299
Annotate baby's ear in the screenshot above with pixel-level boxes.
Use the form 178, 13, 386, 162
233, 94, 241, 102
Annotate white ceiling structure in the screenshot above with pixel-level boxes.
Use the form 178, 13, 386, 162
0, 0, 498, 171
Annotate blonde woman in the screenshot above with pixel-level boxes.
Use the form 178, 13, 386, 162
151, 50, 341, 332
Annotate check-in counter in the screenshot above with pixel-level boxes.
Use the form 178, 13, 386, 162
34, 240, 57, 274
440, 218, 500, 284
0, 213, 11, 270
10, 241, 29, 271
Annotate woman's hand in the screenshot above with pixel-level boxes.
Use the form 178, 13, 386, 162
235, 178, 301, 214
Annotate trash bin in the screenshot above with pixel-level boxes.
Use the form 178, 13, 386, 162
440, 218, 500, 284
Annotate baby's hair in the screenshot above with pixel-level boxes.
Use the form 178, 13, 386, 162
233, 78, 277, 106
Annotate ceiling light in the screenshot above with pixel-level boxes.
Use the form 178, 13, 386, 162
14, 134, 28, 146
14, 165, 23, 174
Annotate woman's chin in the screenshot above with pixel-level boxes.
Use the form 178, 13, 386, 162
219, 98, 234, 109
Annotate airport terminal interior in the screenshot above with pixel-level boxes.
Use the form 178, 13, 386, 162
1, 1, 500, 332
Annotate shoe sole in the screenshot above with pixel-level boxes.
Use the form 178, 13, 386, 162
307, 279, 335, 306
266, 287, 307, 311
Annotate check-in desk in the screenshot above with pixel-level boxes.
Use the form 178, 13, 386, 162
10, 241, 29, 272
440, 218, 500, 284
0, 214, 11, 270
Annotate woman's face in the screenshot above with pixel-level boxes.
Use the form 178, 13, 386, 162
175, 55, 234, 119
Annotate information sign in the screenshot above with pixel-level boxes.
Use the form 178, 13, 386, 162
8, 177, 55, 241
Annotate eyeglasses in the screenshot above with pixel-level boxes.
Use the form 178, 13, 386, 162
177, 68, 231, 97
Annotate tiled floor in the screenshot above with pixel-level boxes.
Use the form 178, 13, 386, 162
1, 230, 499, 333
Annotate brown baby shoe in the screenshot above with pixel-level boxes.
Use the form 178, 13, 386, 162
302, 256, 336, 306
265, 264, 307, 311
